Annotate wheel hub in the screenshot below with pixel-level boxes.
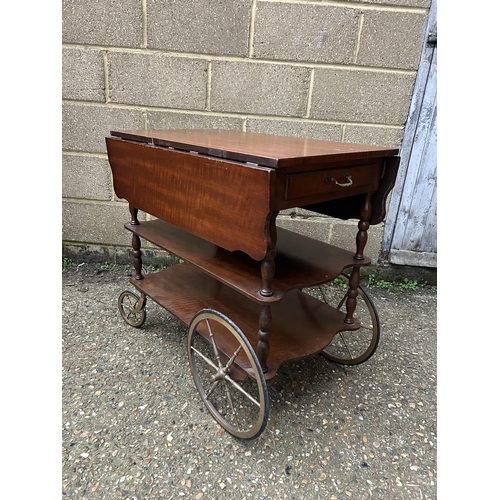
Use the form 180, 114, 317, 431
212, 368, 228, 381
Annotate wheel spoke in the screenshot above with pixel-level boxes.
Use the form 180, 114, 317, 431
206, 319, 223, 369
190, 345, 219, 372
322, 284, 348, 309
336, 292, 348, 310
129, 301, 141, 314
205, 380, 220, 399
225, 345, 242, 370
192, 343, 260, 406
221, 374, 260, 407
319, 285, 328, 303
223, 380, 241, 430
337, 332, 355, 359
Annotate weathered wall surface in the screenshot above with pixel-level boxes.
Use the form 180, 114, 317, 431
62, 0, 430, 265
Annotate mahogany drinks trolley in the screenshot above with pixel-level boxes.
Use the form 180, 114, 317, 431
106, 129, 400, 439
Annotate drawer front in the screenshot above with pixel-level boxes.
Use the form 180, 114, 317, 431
285, 162, 382, 201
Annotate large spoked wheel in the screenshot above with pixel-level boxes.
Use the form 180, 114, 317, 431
118, 290, 147, 328
187, 309, 269, 440
318, 273, 380, 365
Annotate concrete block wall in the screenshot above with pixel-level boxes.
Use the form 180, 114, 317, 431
62, 0, 430, 265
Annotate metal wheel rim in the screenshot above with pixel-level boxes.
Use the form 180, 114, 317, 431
118, 290, 146, 328
319, 273, 380, 365
187, 309, 269, 440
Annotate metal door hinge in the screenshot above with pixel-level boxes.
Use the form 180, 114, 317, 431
427, 31, 437, 46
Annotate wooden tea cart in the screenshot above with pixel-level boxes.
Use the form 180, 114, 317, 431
106, 129, 399, 439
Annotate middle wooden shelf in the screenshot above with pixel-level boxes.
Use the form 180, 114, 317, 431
125, 218, 370, 305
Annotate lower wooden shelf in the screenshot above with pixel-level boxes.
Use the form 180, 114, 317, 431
130, 263, 360, 381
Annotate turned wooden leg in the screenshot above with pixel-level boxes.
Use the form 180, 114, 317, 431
344, 267, 360, 324
354, 193, 373, 261
345, 193, 373, 323
257, 305, 272, 373
132, 233, 144, 280
259, 211, 278, 297
260, 250, 277, 297
129, 204, 140, 225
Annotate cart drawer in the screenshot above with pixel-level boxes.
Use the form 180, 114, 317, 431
285, 162, 382, 201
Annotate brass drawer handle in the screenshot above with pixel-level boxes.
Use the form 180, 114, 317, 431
325, 173, 353, 187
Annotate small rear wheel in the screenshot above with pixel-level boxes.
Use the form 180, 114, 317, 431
118, 290, 147, 328
187, 309, 269, 440
318, 273, 380, 365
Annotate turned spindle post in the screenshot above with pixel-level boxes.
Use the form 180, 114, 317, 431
259, 211, 278, 297
129, 204, 140, 225
257, 305, 272, 373
132, 233, 144, 280
128, 204, 143, 279
344, 267, 360, 324
345, 193, 373, 323
354, 193, 372, 261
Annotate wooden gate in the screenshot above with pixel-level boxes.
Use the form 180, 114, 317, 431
380, 0, 437, 268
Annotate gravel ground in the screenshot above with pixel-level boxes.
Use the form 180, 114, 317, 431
62, 262, 437, 500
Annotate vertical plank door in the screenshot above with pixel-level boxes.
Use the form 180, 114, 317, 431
381, 0, 437, 268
